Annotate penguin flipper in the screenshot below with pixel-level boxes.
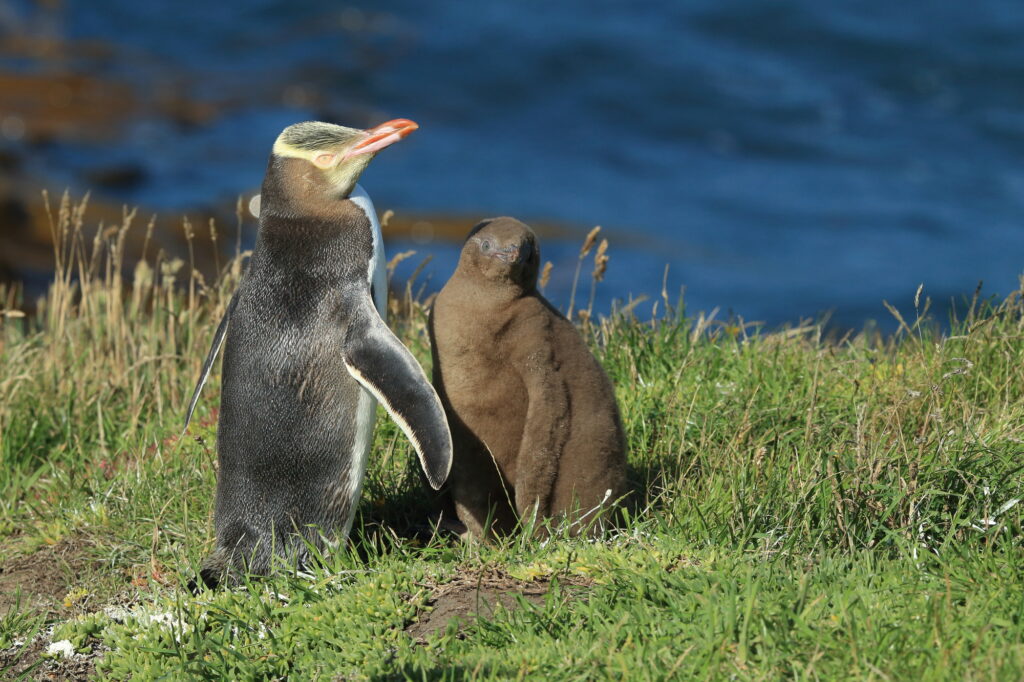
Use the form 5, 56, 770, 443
342, 297, 453, 489
183, 296, 237, 433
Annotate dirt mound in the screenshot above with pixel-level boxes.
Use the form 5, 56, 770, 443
0, 537, 95, 615
405, 568, 590, 641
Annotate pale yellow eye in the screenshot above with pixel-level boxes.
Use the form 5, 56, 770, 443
313, 153, 336, 168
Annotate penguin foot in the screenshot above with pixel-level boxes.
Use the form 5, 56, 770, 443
437, 516, 468, 538
188, 549, 231, 592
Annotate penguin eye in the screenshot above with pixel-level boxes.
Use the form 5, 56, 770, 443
481, 239, 492, 253
312, 152, 337, 169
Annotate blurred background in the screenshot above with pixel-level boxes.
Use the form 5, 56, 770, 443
2, 0, 1024, 329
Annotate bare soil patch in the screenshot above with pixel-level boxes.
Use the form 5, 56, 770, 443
0, 537, 96, 615
0, 634, 101, 681
405, 567, 591, 641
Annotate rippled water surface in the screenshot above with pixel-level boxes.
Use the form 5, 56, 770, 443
4, 0, 1024, 327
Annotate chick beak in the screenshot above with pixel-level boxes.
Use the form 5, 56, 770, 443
344, 118, 419, 159
496, 241, 532, 264
495, 244, 528, 264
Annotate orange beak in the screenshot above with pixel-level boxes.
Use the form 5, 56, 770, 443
344, 118, 419, 159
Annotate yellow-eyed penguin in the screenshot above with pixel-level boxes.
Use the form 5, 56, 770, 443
184, 119, 452, 587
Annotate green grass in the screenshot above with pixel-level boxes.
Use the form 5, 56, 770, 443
1, 195, 1023, 679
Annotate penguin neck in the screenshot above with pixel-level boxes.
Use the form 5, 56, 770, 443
346, 184, 380, 243
452, 267, 533, 309
253, 159, 375, 276
259, 156, 360, 223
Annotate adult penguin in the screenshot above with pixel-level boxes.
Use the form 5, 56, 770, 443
184, 119, 452, 587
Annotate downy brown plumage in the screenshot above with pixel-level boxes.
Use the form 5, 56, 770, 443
429, 217, 627, 538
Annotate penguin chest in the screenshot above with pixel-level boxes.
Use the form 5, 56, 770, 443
434, 326, 527, 469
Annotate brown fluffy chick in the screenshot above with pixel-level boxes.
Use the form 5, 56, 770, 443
428, 216, 627, 538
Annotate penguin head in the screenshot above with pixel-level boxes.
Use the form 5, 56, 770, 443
461, 217, 540, 289
271, 119, 418, 199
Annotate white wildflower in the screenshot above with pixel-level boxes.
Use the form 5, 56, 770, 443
46, 640, 76, 659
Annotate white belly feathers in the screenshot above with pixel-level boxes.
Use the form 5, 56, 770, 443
349, 184, 388, 319
339, 184, 387, 528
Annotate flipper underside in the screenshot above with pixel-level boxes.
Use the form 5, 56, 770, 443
342, 294, 453, 489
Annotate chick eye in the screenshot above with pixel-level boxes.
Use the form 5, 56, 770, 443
481, 240, 492, 252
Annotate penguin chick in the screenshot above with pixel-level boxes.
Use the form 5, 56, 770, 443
429, 217, 627, 538
184, 119, 452, 587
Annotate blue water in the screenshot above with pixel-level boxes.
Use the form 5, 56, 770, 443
5, 0, 1024, 328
